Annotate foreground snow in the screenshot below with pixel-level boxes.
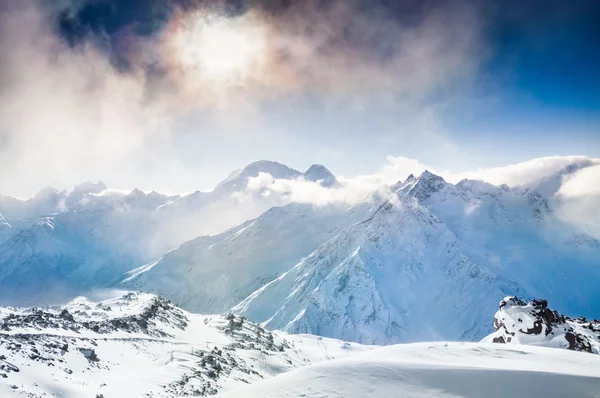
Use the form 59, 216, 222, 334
216, 342, 600, 398
0, 292, 370, 397
2, 293, 600, 397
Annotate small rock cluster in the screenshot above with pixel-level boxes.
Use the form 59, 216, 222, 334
489, 296, 600, 353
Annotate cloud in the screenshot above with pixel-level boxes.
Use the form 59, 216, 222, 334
451, 156, 600, 187
245, 171, 385, 207
0, 0, 487, 197
554, 164, 600, 239
0, 3, 172, 196
242, 156, 600, 241
156, 0, 483, 105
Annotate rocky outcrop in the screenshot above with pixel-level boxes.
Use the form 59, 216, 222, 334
484, 296, 600, 353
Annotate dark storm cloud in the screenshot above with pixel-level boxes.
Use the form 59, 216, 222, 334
52, 0, 485, 69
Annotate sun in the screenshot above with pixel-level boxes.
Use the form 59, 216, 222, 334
172, 14, 267, 81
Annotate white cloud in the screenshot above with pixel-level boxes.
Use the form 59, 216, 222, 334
450, 156, 600, 187
242, 156, 600, 241
0, 0, 486, 198
554, 164, 600, 239
557, 164, 600, 198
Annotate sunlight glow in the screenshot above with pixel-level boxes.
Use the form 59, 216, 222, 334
174, 14, 267, 81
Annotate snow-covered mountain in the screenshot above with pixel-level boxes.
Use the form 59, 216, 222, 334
483, 296, 600, 353
0, 161, 346, 307
2, 292, 600, 397
232, 171, 600, 344
0, 161, 599, 348
0, 210, 150, 306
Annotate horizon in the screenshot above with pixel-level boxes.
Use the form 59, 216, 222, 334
2, 154, 598, 200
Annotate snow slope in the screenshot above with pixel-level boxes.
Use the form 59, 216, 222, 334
233, 171, 600, 344
0, 292, 370, 397
3, 293, 600, 398
216, 342, 600, 398
123, 202, 375, 313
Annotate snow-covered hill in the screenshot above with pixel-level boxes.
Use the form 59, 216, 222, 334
232, 171, 600, 344
483, 296, 600, 353
2, 292, 600, 398
216, 342, 600, 398
0, 292, 369, 397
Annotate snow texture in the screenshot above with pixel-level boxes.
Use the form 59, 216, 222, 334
0, 292, 369, 397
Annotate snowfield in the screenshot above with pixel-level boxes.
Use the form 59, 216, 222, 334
1, 293, 600, 397
216, 343, 600, 398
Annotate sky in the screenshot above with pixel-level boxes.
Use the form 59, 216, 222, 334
0, 0, 598, 197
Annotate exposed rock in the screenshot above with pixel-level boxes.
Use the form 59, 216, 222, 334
485, 296, 600, 354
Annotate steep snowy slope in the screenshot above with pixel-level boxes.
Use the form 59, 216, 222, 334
216, 342, 600, 398
123, 202, 375, 313
0, 292, 369, 397
400, 171, 600, 317
233, 171, 600, 344
483, 296, 600, 353
234, 195, 512, 344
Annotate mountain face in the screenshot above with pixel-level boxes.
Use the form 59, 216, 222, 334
0, 211, 148, 306
123, 202, 376, 313
233, 194, 511, 344
232, 171, 600, 344
484, 296, 600, 353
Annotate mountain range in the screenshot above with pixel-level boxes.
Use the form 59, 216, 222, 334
0, 159, 599, 346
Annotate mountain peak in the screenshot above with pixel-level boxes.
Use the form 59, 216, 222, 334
419, 170, 444, 181
241, 160, 301, 179
304, 164, 338, 187
32, 186, 60, 200
126, 188, 146, 199
408, 170, 447, 201
72, 180, 108, 195
215, 161, 302, 193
